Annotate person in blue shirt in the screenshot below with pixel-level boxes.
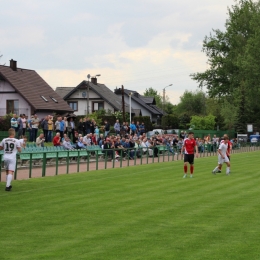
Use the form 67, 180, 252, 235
130, 121, 136, 135
59, 117, 65, 139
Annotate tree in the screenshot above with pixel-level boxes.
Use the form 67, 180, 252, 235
191, 0, 260, 131
189, 114, 216, 130
175, 90, 207, 116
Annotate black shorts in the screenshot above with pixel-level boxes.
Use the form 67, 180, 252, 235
184, 154, 194, 165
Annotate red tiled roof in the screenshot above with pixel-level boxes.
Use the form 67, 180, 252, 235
0, 65, 73, 113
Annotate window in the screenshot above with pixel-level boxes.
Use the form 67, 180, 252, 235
41, 96, 48, 102
50, 96, 58, 103
68, 102, 78, 111
6, 100, 19, 114
92, 102, 104, 112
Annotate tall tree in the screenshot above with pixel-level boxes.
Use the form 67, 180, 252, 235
191, 0, 260, 132
175, 90, 207, 116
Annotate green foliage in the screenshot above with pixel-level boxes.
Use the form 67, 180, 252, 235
161, 114, 179, 129
175, 90, 207, 116
191, 0, 260, 132
220, 98, 238, 130
190, 114, 216, 130
0, 113, 13, 131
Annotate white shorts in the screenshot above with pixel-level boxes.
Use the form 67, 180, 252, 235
4, 158, 16, 172
218, 154, 229, 165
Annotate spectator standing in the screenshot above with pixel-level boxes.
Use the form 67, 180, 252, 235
55, 117, 60, 134
31, 114, 40, 142
95, 125, 99, 139
41, 116, 49, 141
77, 118, 84, 135
64, 117, 68, 134
104, 120, 110, 137
85, 118, 91, 134
114, 120, 121, 135
67, 117, 75, 140
17, 114, 23, 139
59, 117, 65, 139
21, 114, 27, 136
27, 115, 34, 142
47, 115, 54, 142
36, 133, 45, 147
10, 114, 18, 137
0, 128, 21, 191
130, 121, 136, 135
139, 122, 145, 136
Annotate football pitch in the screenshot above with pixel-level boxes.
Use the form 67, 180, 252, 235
1, 151, 260, 260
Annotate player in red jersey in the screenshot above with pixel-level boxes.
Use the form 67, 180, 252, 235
181, 131, 198, 178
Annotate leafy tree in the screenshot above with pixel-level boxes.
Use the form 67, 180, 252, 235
175, 90, 207, 116
220, 98, 238, 130
191, 0, 260, 131
189, 114, 216, 130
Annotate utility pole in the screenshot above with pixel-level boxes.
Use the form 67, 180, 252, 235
121, 85, 126, 122
162, 84, 172, 112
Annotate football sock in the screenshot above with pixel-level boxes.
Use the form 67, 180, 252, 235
226, 167, 230, 174
184, 165, 187, 173
6, 174, 13, 187
213, 166, 219, 173
190, 165, 194, 174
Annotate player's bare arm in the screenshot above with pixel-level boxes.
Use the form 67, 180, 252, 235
0, 145, 3, 151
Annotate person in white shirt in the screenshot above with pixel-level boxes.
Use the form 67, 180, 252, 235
18, 135, 27, 148
0, 128, 21, 191
212, 136, 231, 175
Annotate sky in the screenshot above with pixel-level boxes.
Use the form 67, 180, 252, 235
0, 0, 236, 104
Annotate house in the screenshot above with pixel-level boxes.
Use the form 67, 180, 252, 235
55, 78, 132, 116
114, 88, 165, 123
0, 60, 73, 118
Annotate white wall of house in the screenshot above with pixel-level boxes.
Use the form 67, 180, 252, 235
0, 81, 31, 116
67, 88, 115, 115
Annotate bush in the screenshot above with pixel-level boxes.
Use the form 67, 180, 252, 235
162, 114, 179, 129
0, 114, 13, 131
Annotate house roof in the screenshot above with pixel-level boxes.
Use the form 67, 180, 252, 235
0, 64, 73, 113
55, 87, 75, 98
123, 89, 164, 116
140, 96, 155, 104
60, 80, 133, 112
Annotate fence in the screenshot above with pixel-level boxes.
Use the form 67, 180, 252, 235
1, 143, 260, 182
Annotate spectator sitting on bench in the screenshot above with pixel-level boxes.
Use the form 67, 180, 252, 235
53, 132, 61, 146
63, 136, 75, 150
76, 137, 87, 149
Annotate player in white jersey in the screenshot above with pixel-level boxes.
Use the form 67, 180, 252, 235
0, 128, 21, 191
212, 136, 230, 175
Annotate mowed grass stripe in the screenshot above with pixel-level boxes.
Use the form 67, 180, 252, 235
0, 151, 260, 260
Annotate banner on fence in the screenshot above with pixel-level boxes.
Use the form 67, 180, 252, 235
237, 134, 248, 143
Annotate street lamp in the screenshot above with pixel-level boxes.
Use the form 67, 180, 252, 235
86, 74, 101, 116
162, 84, 172, 112
129, 92, 133, 125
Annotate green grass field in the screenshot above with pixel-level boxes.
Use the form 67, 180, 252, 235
1, 151, 260, 260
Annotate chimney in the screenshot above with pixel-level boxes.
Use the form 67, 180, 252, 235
10, 59, 17, 71
91, 77, 97, 85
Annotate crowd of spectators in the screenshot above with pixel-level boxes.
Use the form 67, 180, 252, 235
10, 114, 239, 161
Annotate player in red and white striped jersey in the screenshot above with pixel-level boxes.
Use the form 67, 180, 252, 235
181, 131, 198, 178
